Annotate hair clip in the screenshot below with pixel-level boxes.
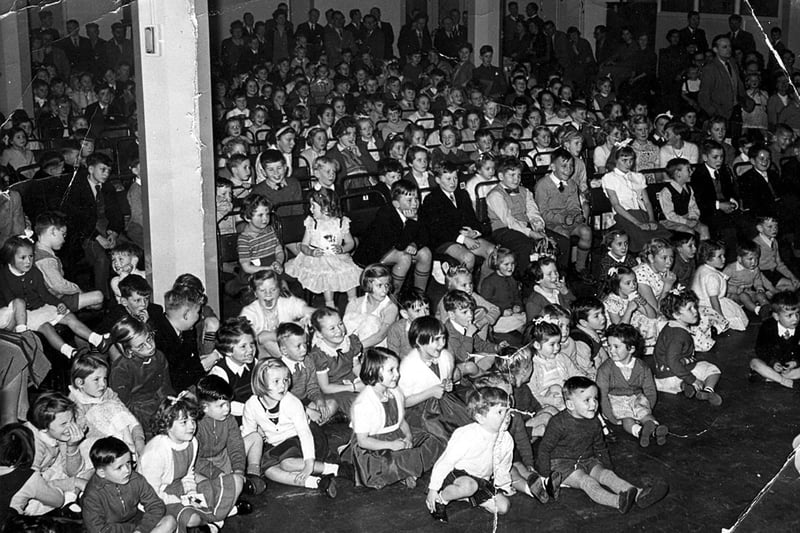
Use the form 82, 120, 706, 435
167, 390, 189, 404
614, 138, 632, 149
668, 285, 684, 296
607, 266, 619, 276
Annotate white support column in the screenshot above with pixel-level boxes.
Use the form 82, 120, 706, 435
133, 0, 219, 309
0, 0, 32, 118
467, 0, 502, 66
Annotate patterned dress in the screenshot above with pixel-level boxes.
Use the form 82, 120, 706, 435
634, 262, 715, 352
285, 216, 363, 294
692, 264, 749, 332
603, 292, 665, 353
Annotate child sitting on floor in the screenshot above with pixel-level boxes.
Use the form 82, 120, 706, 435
595, 229, 637, 280
693, 240, 749, 332
195, 376, 264, 511
570, 297, 610, 376
596, 324, 668, 447
435, 265, 500, 338
277, 322, 337, 425
140, 392, 238, 532
109, 316, 173, 438
671, 232, 698, 288
309, 306, 365, 417
442, 290, 502, 379
241, 359, 343, 499
602, 266, 661, 353
109, 243, 146, 304
750, 291, 800, 389
654, 289, 723, 406
754, 216, 800, 291
426, 387, 514, 523
347, 347, 444, 490
535, 376, 669, 514
25, 392, 90, 515
343, 264, 399, 349
68, 353, 145, 461
525, 257, 576, 321
527, 321, 580, 412
479, 247, 526, 341
82, 437, 176, 533
724, 241, 775, 318
386, 288, 430, 359
208, 317, 257, 419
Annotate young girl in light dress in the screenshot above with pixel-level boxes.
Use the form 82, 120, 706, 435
67, 353, 146, 464
343, 264, 399, 348
285, 188, 362, 308
692, 241, 749, 332
603, 266, 663, 353
139, 392, 237, 533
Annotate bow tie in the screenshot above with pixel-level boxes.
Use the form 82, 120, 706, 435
505, 187, 520, 195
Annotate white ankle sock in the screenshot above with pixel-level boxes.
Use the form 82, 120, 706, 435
304, 475, 320, 489
60, 344, 76, 358
755, 305, 762, 315
88, 332, 103, 346
13, 325, 27, 333
632, 424, 642, 437
321, 463, 338, 476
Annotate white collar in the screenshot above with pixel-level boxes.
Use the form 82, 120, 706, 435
614, 358, 636, 370
667, 319, 693, 332
534, 284, 560, 301
778, 323, 795, 338
549, 173, 563, 187
224, 356, 250, 376
311, 334, 351, 358
448, 319, 468, 335
758, 233, 775, 246
280, 355, 304, 372
705, 164, 719, 177
8, 265, 25, 277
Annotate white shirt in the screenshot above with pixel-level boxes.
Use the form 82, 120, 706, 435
601, 168, 647, 211
398, 348, 454, 398
428, 422, 513, 492
777, 323, 795, 338
486, 185, 545, 238
209, 356, 251, 416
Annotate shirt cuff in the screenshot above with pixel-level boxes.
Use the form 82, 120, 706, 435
456, 234, 466, 244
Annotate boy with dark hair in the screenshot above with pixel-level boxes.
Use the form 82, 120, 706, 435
723, 241, 774, 317
386, 288, 431, 358
195, 376, 265, 506
62, 152, 124, 299
671, 232, 698, 287
99, 274, 163, 336
442, 290, 501, 378
473, 45, 507, 99
571, 297, 609, 373
34, 211, 104, 312
536, 377, 668, 513
83, 436, 175, 533
371, 158, 404, 202
353, 179, 432, 292
750, 291, 800, 388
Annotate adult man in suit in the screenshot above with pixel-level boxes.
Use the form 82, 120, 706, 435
543, 20, 570, 77
692, 140, 745, 259
296, 8, 326, 61
503, 2, 524, 56
105, 22, 134, 71
61, 153, 123, 298
353, 179, 432, 292
727, 14, 756, 55
361, 15, 386, 61
324, 11, 355, 67
60, 19, 92, 73
370, 7, 395, 59
526, 2, 545, 33
699, 36, 745, 122
85, 23, 107, 79
345, 9, 366, 50
678, 11, 707, 53
563, 27, 596, 96
398, 13, 432, 62
434, 17, 462, 59
84, 86, 118, 138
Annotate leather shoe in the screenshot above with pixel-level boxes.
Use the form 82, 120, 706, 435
235, 499, 253, 515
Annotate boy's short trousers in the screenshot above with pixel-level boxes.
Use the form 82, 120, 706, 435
551, 457, 604, 486
762, 269, 783, 286
442, 469, 494, 507
61, 293, 80, 313
28, 304, 65, 332
655, 361, 721, 394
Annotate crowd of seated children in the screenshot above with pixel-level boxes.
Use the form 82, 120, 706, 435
15, 6, 800, 530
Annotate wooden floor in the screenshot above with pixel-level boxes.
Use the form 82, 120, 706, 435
228, 322, 800, 533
